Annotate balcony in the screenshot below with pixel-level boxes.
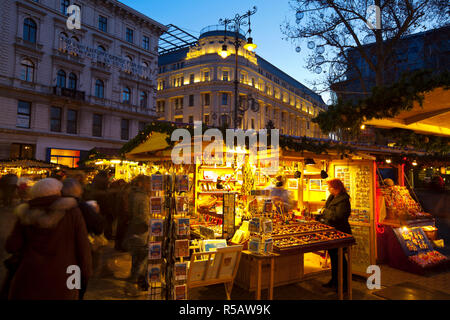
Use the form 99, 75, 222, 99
53, 86, 85, 101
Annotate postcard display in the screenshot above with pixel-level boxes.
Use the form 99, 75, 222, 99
332, 162, 375, 275
148, 174, 190, 300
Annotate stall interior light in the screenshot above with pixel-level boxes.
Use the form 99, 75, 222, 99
95, 161, 104, 165
360, 124, 366, 130
385, 159, 392, 164
111, 160, 121, 164
412, 160, 418, 166
305, 158, 316, 165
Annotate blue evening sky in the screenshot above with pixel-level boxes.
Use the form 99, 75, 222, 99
119, 0, 330, 104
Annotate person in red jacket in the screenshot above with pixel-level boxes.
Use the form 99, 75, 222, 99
5, 178, 93, 300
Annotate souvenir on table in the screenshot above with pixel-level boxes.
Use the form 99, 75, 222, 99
151, 174, 163, 191
174, 262, 187, 281
263, 200, 273, 214
249, 217, 261, 233
175, 239, 190, 257
149, 242, 162, 260
203, 239, 227, 252
149, 219, 164, 237
176, 218, 190, 236
150, 197, 163, 215
148, 264, 161, 282
249, 237, 262, 253
176, 175, 189, 193
174, 284, 187, 300
262, 218, 273, 234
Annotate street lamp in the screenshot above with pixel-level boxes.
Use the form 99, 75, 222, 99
219, 6, 258, 129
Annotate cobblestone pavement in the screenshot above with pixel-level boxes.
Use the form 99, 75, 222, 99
1, 201, 449, 300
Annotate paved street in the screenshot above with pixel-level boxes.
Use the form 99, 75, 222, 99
1, 195, 449, 300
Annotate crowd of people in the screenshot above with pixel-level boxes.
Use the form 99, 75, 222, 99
0, 170, 152, 300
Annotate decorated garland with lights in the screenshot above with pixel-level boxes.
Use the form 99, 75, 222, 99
313, 69, 450, 153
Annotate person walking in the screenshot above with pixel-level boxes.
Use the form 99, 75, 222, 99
113, 180, 130, 252
86, 171, 113, 239
4, 178, 92, 300
318, 178, 352, 291
122, 175, 151, 296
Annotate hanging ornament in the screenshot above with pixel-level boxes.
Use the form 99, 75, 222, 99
314, 66, 322, 74
315, 55, 325, 64
315, 45, 325, 54
295, 46, 301, 53
307, 41, 316, 49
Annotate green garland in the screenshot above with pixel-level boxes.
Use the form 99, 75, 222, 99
313, 69, 450, 145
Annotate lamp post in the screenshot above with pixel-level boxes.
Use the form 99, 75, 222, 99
219, 6, 258, 129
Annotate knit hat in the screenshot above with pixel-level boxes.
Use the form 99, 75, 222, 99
30, 178, 63, 200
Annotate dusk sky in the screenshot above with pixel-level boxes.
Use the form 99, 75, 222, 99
120, 0, 331, 104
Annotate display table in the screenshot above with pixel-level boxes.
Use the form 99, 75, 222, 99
235, 233, 355, 300
241, 251, 279, 300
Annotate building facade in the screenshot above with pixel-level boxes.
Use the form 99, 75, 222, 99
156, 26, 327, 138
0, 0, 166, 167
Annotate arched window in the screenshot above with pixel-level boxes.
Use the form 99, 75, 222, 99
95, 79, 104, 98
68, 72, 77, 90
56, 69, 66, 88
122, 87, 131, 103
139, 91, 147, 107
23, 18, 37, 43
97, 45, 106, 53
20, 59, 35, 82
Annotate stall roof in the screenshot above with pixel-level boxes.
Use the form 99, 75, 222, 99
0, 159, 66, 168
364, 88, 450, 137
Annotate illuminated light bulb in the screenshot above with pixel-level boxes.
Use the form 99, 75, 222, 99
412, 160, 418, 166
218, 44, 229, 59
385, 159, 392, 164
243, 37, 257, 51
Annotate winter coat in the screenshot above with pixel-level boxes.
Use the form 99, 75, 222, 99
321, 192, 352, 235
5, 196, 93, 300
122, 188, 150, 250
76, 198, 105, 235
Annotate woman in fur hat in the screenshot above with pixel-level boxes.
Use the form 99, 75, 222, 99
5, 178, 93, 300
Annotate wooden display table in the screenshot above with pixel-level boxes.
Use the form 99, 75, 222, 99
235, 238, 355, 300
241, 251, 279, 300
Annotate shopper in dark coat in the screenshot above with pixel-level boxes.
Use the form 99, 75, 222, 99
113, 180, 130, 251
318, 178, 352, 290
86, 172, 113, 239
1, 174, 18, 206
5, 178, 93, 300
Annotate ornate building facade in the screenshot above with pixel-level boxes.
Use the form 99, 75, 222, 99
0, 0, 166, 167
156, 26, 327, 138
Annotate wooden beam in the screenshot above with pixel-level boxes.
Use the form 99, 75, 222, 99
403, 108, 450, 125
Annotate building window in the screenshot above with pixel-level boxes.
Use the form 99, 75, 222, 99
95, 79, 104, 98
188, 115, 194, 124
174, 116, 183, 123
17, 100, 31, 128
121, 119, 129, 140
49, 148, 80, 168
98, 15, 107, 32
221, 93, 228, 105
50, 106, 62, 132
251, 118, 255, 129
189, 73, 194, 84
23, 18, 37, 43
204, 93, 210, 106
140, 91, 147, 107
126, 28, 134, 43
92, 113, 102, 137
174, 97, 183, 110
189, 94, 194, 107
203, 71, 209, 82
20, 59, 34, 82
122, 87, 131, 103
204, 114, 209, 125
60, 0, 70, 15
220, 114, 228, 127
56, 69, 66, 88
157, 101, 165, 113
251, 78, 255, 87
68, 72, 77, 90
67, 109, 77, 134
10, 143, 35, 160
222, 71, 228, 81
142, 36, 150, 50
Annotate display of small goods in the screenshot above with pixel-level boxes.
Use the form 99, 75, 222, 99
176, 175, 189, 192
223, 193, 236, 239
408, 251, 448, 268
150, 219, 164, 237
335, 167, 351, 194
273, 229, 352, 250
174, 262, 188, 281
176, 218, 190, 236
151, 174, 163, 191
350, 225, 371, 272
397, 227, 432, 254
271, 222, 332, 237
176, 196, 189, 213
175, 239, 190, 258
149, 242, 162, 260
150, 197, 163, 215
199, 180, 235, 192
174, 284, 187, 300
381, 185, 431, 220
148, 264, 161, 282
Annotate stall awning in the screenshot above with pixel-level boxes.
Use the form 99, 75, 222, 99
126, 131, 171, 156
365, 88, 450, 137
